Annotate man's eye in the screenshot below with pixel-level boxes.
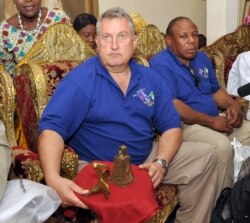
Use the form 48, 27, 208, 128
118, 33, 127, 40
193, 33, 199, 38
180, 35, 187, 39
103, 35, 112, 40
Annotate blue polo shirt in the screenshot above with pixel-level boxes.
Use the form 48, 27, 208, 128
150, 48, 221, 116
39, 56, 181, 164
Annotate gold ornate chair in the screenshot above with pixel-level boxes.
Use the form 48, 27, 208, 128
0, 23, 96, 183
201, 25, 250, 117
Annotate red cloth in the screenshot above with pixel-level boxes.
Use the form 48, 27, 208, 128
74, 161, 159, 223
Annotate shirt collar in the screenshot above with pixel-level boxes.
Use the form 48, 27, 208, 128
95, 56, 143, 81
167, 48, 197, 68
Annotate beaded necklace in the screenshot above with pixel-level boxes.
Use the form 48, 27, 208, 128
18, 9, 42, 35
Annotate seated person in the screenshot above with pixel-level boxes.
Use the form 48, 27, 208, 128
0, 0, 70, 77
198, 33, 207, 49
0, 120, 12, 200
227, 51, 250, 120
73, 13, 97, 50
38, 8, 218, 223
150, 16, 250, 197
4, 0, 64, 19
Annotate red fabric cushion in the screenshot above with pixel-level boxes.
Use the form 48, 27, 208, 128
14, 74, 39, 151
73, 161, 159, 223
43, 61, 80, 98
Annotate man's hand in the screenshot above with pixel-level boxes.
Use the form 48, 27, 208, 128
225, 103, 243, 128
46, 175, 89, 209
139, 162, 167, 188
210, 116, 233, 135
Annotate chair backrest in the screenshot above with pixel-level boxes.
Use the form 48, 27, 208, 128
135, 24, 166, 61
203, 25, 250, 57
201, 25, 250, 89
14, 23, 96, 151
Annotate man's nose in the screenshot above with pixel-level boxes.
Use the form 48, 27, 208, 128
111, 37, 119, 49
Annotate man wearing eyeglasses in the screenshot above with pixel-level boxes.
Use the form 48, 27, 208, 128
150, 16, 250, 198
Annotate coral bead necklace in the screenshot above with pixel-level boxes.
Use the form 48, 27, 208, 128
18, 9, 42, 35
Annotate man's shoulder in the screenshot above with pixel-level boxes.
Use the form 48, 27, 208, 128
150, 49, 169, 62
196, 50, 210, 60
133, 61, 163, 82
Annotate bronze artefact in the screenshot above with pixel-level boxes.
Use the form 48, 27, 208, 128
111, 145, 135, 187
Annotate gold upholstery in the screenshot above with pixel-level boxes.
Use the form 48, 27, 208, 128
201, 25, 250, 57
201, 25, 250, 118
135, 24, 166, 60
0, 69, 16, 146
130, 12, 148, 34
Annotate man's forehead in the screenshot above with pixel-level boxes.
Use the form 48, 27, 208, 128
173, 20, 198, 33
99, 18, 131, 33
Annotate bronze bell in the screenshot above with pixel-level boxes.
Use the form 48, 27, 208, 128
111, 145, 135, 187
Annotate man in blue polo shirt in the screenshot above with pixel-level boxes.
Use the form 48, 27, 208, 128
150, 16, 250, 197
38, 8, 218, 223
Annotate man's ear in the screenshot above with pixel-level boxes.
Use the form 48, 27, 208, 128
165, 35, 172, 47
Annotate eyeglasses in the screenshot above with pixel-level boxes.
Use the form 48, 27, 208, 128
188, 67, 201, 87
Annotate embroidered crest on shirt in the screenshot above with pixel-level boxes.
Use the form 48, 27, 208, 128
199, 67, 209, 79
133, 89, 155, 106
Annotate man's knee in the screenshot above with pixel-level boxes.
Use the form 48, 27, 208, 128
184, 141, 217, 162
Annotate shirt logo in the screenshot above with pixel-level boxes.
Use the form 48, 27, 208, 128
133, 88, 155, 106
199, 66, 209, 79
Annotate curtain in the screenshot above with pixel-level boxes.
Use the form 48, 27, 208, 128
61, 0, 99, 22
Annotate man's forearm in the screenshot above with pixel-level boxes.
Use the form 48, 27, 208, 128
173, 99, 215, 128
38, 130, 65, 184
156, 128, 182, 163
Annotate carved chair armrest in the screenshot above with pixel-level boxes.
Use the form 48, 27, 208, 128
11, 145, 78, 183
0, 69, 16, 146
231, 96, 249, 119
147, 184, 178, 223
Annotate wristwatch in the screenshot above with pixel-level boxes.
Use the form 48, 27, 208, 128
153, 158, 169, 172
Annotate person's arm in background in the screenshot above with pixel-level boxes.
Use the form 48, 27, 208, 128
173, 98, 234, 135
0, 120, 12, 200
38, 129, 89, 208
213, 88, 243, 128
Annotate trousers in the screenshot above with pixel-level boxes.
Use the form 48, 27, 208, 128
146, 141, 218, 223
0, 121, 12, 200
183, 119, 250, 198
